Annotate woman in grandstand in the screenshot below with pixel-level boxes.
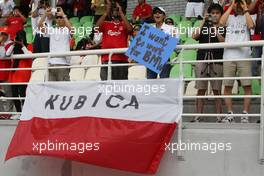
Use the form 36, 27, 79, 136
5, 30, 33, 114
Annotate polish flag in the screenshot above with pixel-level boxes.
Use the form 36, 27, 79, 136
6, 79, 182, 174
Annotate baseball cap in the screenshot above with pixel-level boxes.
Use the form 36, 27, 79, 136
153, 7, 166, 15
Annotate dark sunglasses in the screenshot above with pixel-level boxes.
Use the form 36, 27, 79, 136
133, 28, 141, 31
56, 16, 64, 19
165, 21, 173, 24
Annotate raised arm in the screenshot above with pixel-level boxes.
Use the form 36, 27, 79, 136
241, 0, 255, 29
219, 0, 235, 26
95, 0, 111, 28
116, 3, 132, 32
57, 7, 72, 31
192, 14, 207, 40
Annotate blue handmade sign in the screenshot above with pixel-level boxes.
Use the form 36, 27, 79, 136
126, 23, 179, 74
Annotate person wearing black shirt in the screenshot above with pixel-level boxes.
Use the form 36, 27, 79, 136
191, 3, 225, 122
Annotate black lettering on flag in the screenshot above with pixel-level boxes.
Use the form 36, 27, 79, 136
60, 96, 73, 111
92, 93, 102, 107
74, 96, 87, 110
45, 95, 59, 110
106, 95, 124, 108
123, 95, 139, 109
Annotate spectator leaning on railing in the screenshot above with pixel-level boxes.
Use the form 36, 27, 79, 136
219, 0, 255, 123
5, 30, 33, 115
192, 3, 225, 123
96, 0, 132, 80
38, 7, 72, 81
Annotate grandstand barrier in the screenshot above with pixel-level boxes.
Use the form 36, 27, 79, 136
0, 41, 264, 166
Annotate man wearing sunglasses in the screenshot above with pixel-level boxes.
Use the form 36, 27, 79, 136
38, 7, 73, 81
147, 7, 178, 79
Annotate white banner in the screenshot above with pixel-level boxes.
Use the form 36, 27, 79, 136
21, 79, 183, 123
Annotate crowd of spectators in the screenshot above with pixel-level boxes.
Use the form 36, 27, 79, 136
0, 0, 262, 123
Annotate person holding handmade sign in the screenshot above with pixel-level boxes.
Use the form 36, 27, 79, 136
147, 7, 178, 79
96, 0, 132, 80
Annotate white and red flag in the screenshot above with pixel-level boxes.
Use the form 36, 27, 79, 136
5, 79, 182, 174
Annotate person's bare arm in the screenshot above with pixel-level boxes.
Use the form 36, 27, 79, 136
116, 3, 132, 32
192, 16, 206, 40
56, 7, 72, 31
249, 0, 260, 13
16, 10, 27, 23
219, 0, 235, 26
241, 0, 255, 29
95, 0, 111, 28
216, 28, 225, 42
31, 8, 39, 18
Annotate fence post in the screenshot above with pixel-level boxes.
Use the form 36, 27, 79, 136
259, 45, 264, 164
45, 56, 50, 82
107, 53, 113, 80
177, 49, 184, 161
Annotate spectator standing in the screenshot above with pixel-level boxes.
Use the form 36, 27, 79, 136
249, 0, 264, 76
72, 0, 87, 19
192, 3, 225, 122
132, 0, 152, 23
20, 0, 31, 17
147, 7, 178, 79
0, 0, 15, 18
96, 0, 132, 80
38, 7, 72, 81
0, 0, 15, 26
32, 0, 52, 53
209, 0, 225, 6
0, 30, 13, 113
185, 0, 205, 20
5, 30, 33, 113
165, 17, 175, 26
5, 6, 26, 40
252, 1, 264, 76
91, 0, 105, 24
29, 0, 40, 10
220, 0, 255, 123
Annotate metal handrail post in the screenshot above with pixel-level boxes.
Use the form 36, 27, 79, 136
107, 53, 113, 80
259, 45, 264, 164
177, 49, 184, 160
45, 56, 50, 82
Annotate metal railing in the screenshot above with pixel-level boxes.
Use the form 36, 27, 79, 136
0, 40, 264, 164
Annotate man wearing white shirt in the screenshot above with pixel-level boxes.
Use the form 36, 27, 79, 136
219, 0, 255, 123
0, 0, 15, 17
38, 7, 72, 81
32, 0, 52, 53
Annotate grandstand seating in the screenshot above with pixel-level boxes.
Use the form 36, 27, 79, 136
80, 16, 93, 25
24, 14, 260, 97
